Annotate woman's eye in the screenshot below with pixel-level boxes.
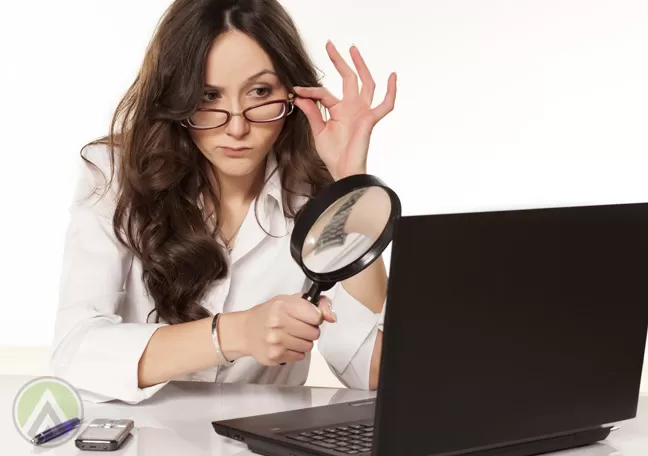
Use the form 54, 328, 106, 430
252, 87, 272, 97
201, 92, 220, 103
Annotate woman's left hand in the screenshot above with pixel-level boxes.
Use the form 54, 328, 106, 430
293, 41, 397, 181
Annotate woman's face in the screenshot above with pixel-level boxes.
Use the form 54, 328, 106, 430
188, 29, 290, 179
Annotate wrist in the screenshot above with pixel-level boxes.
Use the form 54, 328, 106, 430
217, 311, 250, 361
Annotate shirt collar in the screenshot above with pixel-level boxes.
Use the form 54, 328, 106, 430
227, 151, 289, 264
260, 150, 288, 234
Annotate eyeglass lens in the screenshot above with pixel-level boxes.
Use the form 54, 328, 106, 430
189, 101, 289, 128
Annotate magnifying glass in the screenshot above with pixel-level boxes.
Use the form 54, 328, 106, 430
290, 174, 402, 306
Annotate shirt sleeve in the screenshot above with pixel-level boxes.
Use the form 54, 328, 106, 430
50, 145, 169, 404
317, 282, 386, 390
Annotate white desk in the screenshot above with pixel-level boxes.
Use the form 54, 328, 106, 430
2, 375, 646, 456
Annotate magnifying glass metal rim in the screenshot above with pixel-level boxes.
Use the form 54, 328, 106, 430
290, 173, 402, 286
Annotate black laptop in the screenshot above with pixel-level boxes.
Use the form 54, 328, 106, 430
212, 202, 648, 456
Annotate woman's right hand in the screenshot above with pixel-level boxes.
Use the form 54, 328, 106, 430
242, 294, 337, 365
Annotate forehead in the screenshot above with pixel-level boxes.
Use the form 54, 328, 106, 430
204, 29, 276, 86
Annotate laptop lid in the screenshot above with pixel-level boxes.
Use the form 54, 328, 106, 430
374, 202, 648, 456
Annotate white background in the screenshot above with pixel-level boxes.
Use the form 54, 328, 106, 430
0, 0, 646, 392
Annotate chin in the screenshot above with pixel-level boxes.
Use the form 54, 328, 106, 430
214, 154, 263, 177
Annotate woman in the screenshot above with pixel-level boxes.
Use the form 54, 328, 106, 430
51, 0, 396, 404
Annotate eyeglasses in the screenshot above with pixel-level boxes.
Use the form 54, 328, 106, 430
181, 93, 295, 130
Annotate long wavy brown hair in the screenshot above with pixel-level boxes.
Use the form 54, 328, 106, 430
81, 0, 333, 325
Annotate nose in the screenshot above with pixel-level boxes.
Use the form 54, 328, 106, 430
225, 107, 250, 140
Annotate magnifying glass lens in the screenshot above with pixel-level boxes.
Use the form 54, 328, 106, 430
301, 187, 393, 274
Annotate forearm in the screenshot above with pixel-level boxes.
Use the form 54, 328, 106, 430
341, 256, 387, 314
341, 255, 387, 390
137, 311, 248, 388
369, 330, 383, 390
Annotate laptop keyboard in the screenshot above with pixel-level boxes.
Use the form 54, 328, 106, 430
285, 423, 374, 454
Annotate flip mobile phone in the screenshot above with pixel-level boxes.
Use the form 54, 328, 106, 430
74, 419, 134, 451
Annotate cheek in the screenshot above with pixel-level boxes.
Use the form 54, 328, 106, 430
189, 129, 219, 155
256, 119, 286, 148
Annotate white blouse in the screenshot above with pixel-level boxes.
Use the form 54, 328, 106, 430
50, 144, 386, 404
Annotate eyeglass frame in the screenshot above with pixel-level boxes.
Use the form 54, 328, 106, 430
180, 93, 296, 130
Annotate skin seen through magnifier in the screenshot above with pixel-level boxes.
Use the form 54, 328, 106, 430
302, 187, 392, 274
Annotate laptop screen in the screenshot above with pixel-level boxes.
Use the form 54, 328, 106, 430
376, 202, 648, 456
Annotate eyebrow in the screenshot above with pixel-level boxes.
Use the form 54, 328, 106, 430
204, 69, 278, 91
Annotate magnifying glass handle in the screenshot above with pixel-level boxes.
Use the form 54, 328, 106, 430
302, 290, 320, 306
302, 281, 336, 307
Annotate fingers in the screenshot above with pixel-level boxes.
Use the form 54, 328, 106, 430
293, 96, 326, 136
296, 42, 395, 126
264, 318, 315, 365
326, 40, 359, 98
263, 295, 338, 366
293, 86, 339, 110
282, 333, 315, 354
372, 72, 397, 121
264, 326, 314, 354
284, 296, 324, 326
268, 348, 305, 365
349, 45, 376, 104
284, 317, 322, 341
318, 296, 337, 323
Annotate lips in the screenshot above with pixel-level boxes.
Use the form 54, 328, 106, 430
221, 146, 251, 157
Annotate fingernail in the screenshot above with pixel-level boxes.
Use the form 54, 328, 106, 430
328, 301, 337, 322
